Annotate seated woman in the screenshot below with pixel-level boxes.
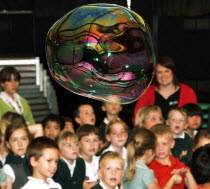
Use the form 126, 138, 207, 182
133, 56, 197, 121
0, 66, 35, 125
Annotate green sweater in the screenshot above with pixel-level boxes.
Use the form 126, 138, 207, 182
0, 97, 35, 125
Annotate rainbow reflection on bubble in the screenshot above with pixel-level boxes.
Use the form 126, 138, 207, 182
46, 3, 155, 104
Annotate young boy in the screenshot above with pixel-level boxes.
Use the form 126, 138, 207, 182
166, 107, 193, 166
149, 124, 197, 189
62, 116, 75, 133
21, 136, 61, 189
42, 114, 64, 140
74, 103, 96, 127
91, 151, 125, 189
182, 103, 203, 138
53, 130, 86, 189
76, 124, 100, 188
98, 102, 122, 146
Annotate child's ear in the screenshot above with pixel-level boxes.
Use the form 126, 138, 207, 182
97, 169, 102, 179
166, 119, 169, 125
170, 139, 175, 149
30, 156, 38, 167
75, 117, 81, 125
184, 122, 189, 130
6, 141, 10, 149
101, 105, 106, 112
106, 134, 111, 142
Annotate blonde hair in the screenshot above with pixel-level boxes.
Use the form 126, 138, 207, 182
105, 120, 129, 135
135, 105, 162, 127
57, 130, 78, 149
167, 107, 188, 122
0, 119, 10, 136
125, 127, 156, 181
150, 124, 173, 140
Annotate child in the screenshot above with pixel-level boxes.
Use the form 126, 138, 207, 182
3, 123, 31, 189
191, 144, 210, 189
166, 107, 193, 166
102, 120, 128, 167
135, 105, 164, 129
98, 102, 122, 145
192, 128, 210, 152
182, 103, 203, 138
0, 130, 6, 189
76, 124, 100, 188
54, 130, 86, 189
123, 127, 182, 189
74, 103, 96, 126
149, 124, 197, 189
42, 114, 64, 140
21, 136, 61, 189
91, 151, 125, 189
62, 116, 75, 133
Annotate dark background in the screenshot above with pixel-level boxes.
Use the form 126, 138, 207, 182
0, 0, 210, 127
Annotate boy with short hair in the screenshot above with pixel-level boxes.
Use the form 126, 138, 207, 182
91, 151, 125, 189
166, 107, 193, 166
149, 124, 197, 189
21, 136, 61, 189
42, 114, 65, 140
53, 130, 86, 189
74, 103, 96, 126
76, 124, 100, 188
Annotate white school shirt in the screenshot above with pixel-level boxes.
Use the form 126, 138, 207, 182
61, 157, 76, 176
99, 180, 119, 189
21, 177, 61, 189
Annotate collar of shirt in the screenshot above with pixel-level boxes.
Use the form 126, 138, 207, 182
61, 157, 76, 176
27, 176, 55, 185
103, 117, 120, 125
99, 180, 119, 189
177, 132, 185, 139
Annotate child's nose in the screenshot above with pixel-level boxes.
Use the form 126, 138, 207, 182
18, 139, 22, 146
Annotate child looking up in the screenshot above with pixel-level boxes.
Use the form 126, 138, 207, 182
149, 124, 197, 189
91, 151, 125, 189
54, 130, 86, 189
21, 136, 61, 189
124, 127, 181, 189
166, 107, 193, 166
135, 105, 164, 129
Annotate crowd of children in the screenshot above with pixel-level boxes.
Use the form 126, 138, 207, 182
0, 99, 210, 189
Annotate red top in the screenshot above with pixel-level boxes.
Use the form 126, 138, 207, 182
197, 185, 208, 189
133, 83, 198, 123
148, 155, 189, 189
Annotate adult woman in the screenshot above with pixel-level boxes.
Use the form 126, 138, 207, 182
133, 56, 197, 121
0, 66, 35, 125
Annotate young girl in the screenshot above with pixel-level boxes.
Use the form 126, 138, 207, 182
102, 120, 129, 166
134, 105, 164, 129
123, 127, 182, 189
3, 123, 31, 189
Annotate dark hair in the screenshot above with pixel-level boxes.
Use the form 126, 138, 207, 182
191, 144, 210, 184
26, 136, 59, 164
76, 124, 99, 141
155, 56, 179, 88
62, 116, 73, 123
182, 103, 203, 117
0, 66, 21, 83
73, 103, 94, 118
192, 129, 210, 150
2, 111, 27, 126
42, 114, 65, 130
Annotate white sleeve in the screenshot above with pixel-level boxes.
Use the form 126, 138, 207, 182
3, 164, 16, 183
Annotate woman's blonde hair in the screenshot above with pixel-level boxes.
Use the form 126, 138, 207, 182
125, 127, 156, 182
135, 105, 162, 127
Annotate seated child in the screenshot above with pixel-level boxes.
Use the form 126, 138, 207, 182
182, 103, 203, 138
192, 128, 210, 152
166, 107, 193, 166
91, 151, 125, 189
21, 136, 61, 189
74, 103, 96, 127
149, 124, 197, 189
54, 130, 86, 189
124, 127, 182, 189
3, 123, 31, 189
134, 105, 164, 129
191, 144, 210, 189
62, 116, 75, 133
76, 124, 100, 188
42, 114, 64, 140
102, 120, 128, 167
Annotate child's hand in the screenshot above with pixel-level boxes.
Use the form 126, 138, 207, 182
170, 174, 182, 185
171, 167, 189, 175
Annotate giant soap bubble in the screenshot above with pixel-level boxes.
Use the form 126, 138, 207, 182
46, 3, 155, 104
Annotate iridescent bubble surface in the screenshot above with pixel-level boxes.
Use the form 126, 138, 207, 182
46, 3, 155, 104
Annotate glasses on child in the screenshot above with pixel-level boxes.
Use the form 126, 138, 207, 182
169, 118, 185, 122
63, 143, 79, 148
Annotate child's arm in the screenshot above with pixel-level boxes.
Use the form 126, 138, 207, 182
184, 169, 197, 189
147, 180, 161, 189
5, 174, 12, 189
27, 124, 44, 138
162, 174, 182, 189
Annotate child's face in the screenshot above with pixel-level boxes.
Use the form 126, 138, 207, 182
188, 115, 202, 130
155, 135, 175, 161
102, 102, 122, 116
31, 148, 59, 181
193, 137, 210, 151
7, 128, 29, 156
79, 133, 99, 158
106, 123, 128, 148
60, 137, 79, 164
64, 121, 74, 133
76, 105, 96, 126
98, 158, 124, 189
144, 110, 164, 129
44, 121, 61, 140
166, 110, 188, 137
